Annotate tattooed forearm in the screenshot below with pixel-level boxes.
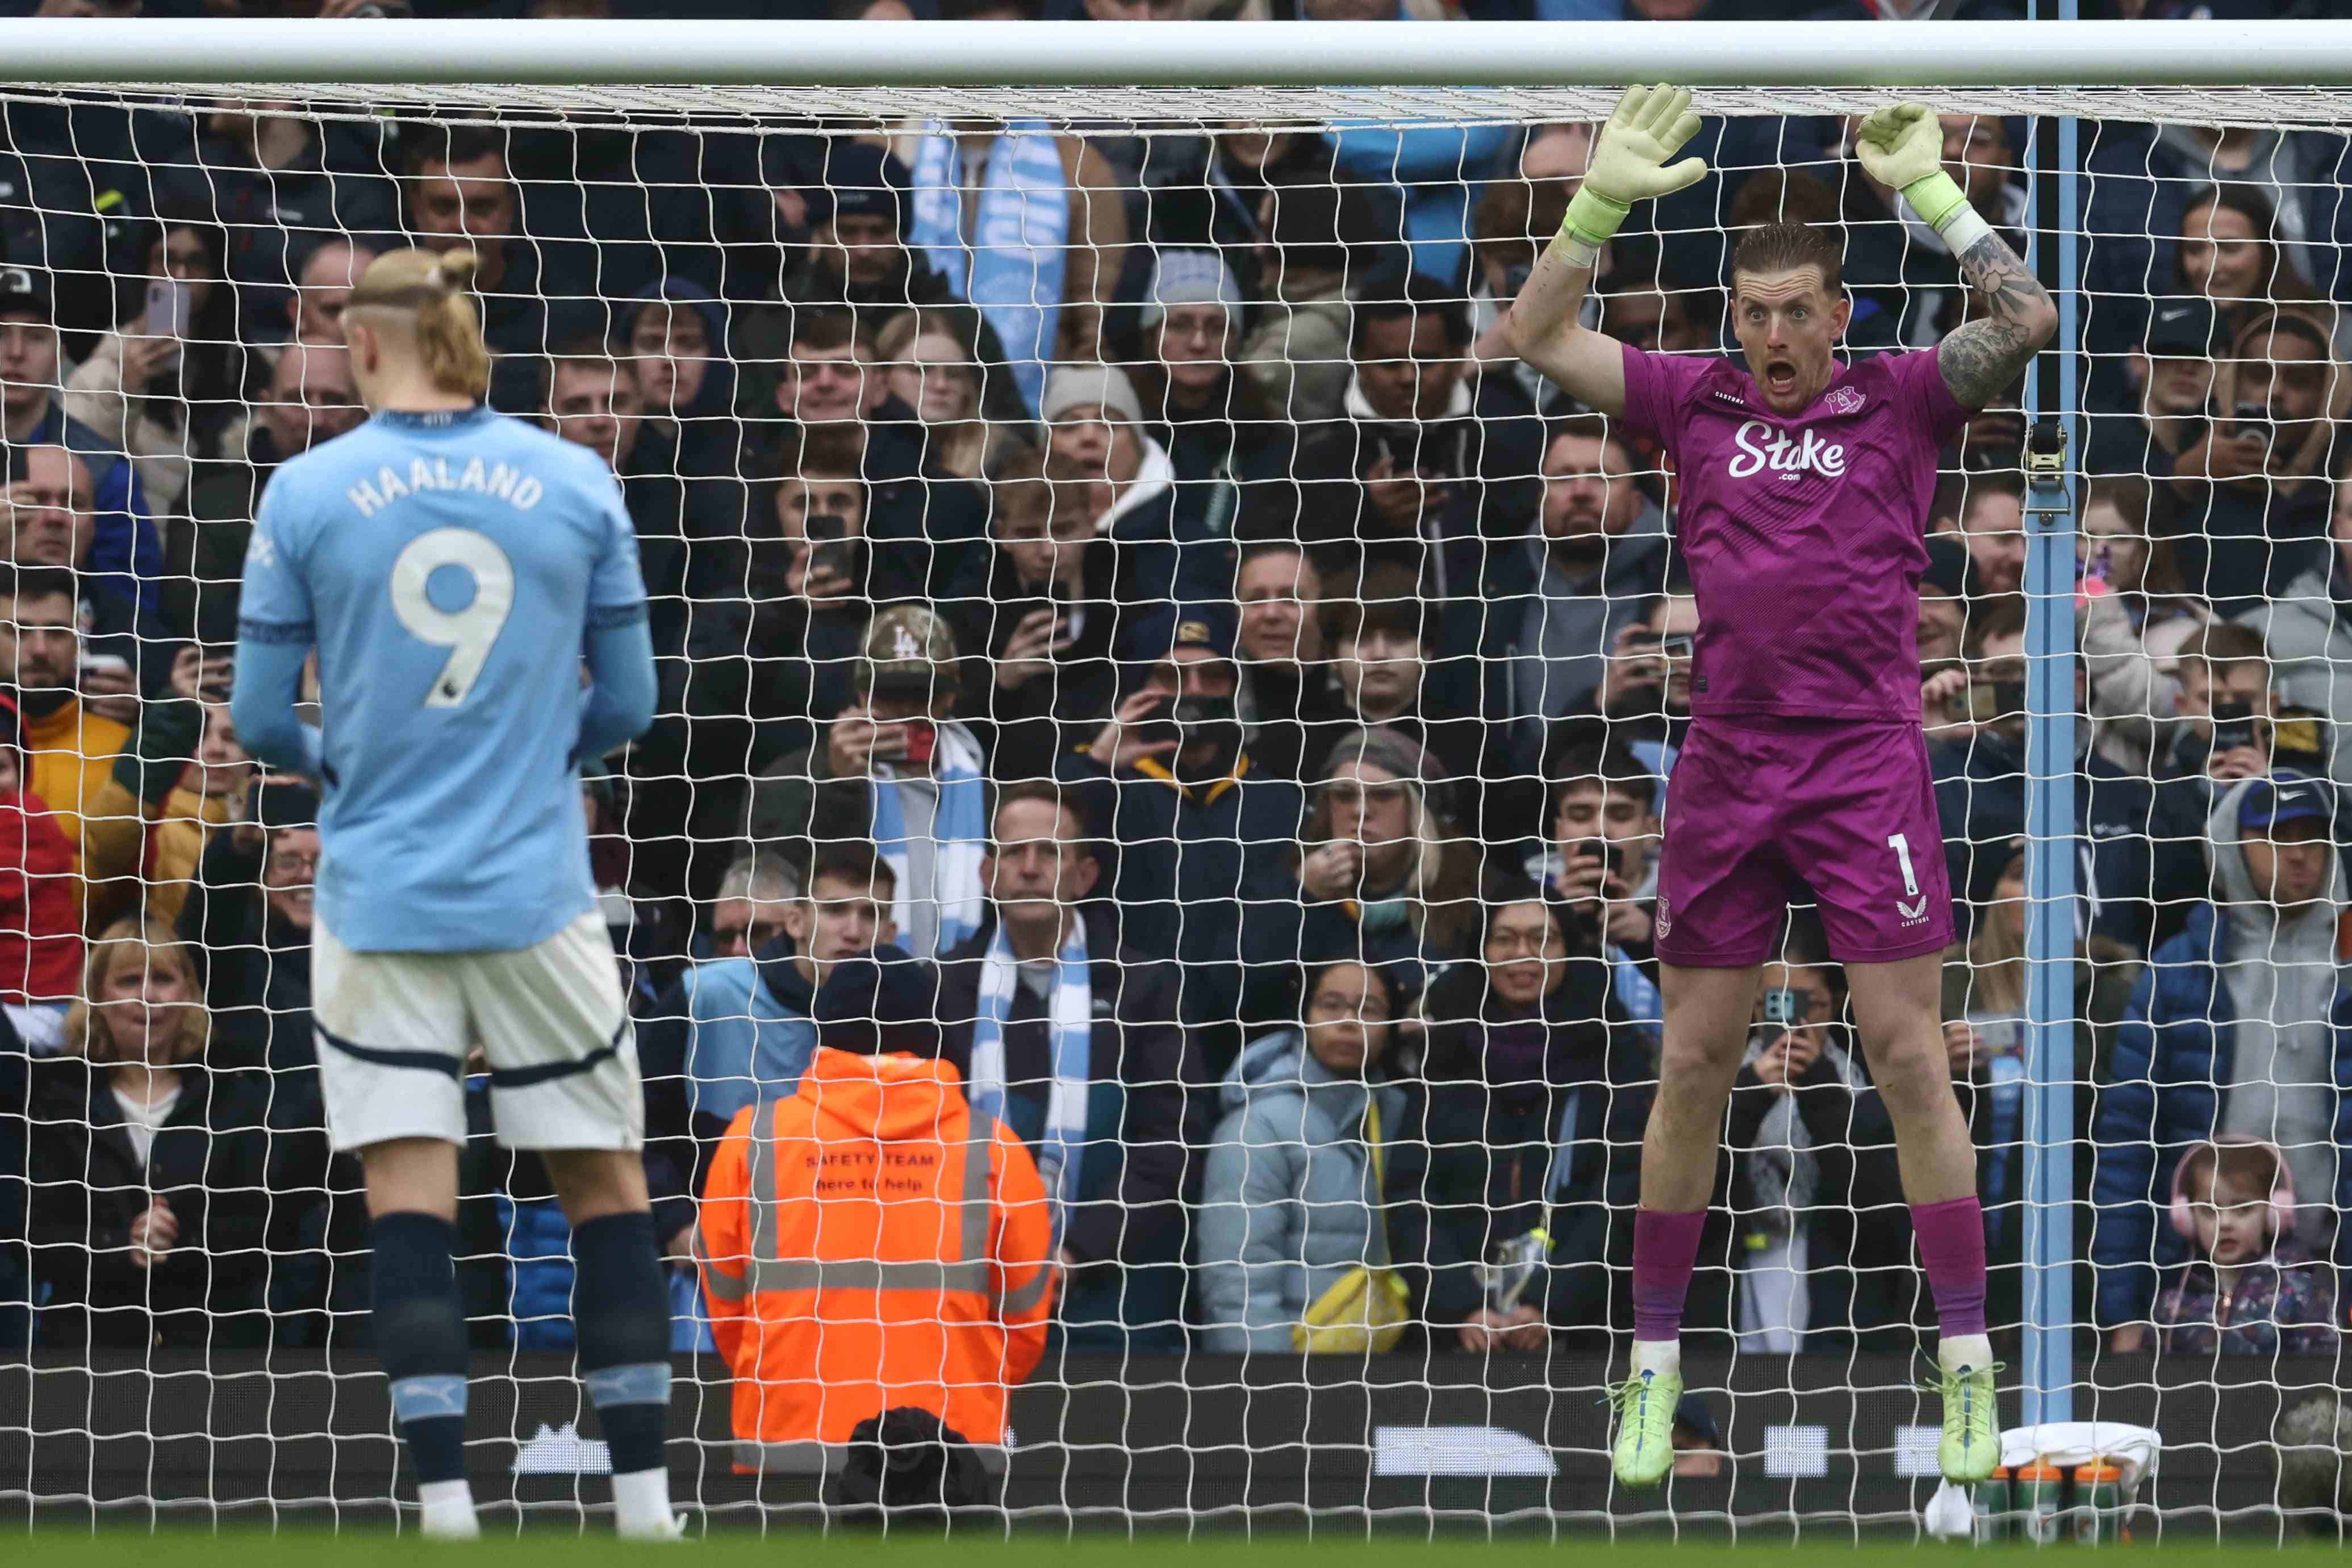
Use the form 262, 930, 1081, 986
1937, 229, 2059, 411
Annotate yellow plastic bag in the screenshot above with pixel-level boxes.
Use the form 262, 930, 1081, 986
1292, 1091, 1410, 1354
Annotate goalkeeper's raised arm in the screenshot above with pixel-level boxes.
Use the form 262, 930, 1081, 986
1502, 83, 1706, 416
1854, 101, 2058, 408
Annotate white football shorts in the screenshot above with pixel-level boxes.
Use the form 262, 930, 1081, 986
312, 909, 644, 1154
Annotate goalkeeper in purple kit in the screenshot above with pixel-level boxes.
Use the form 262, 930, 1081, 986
1503, 88, 2056, 1487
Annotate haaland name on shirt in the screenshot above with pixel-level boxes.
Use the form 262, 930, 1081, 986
346, 454, 548, 519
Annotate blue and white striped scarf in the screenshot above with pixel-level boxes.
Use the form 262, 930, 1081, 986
906, 121, 1068, 419
967, 917, 1092, 1248
868, 720, 987, 957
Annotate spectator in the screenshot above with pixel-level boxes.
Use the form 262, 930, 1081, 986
1128, 248, 1281, 545
180, 338, 363, 645
1233, 540, 1350, 785
2083, 295, 2223, 483
1540, 747, 1665, 1043
3, 444, 154, 684
1672, 1396, 1729, 1479
283, 239, 377, 347
20, 918, 266, 1348
0, 267, 159, 626
960, 444, 1130, 771
0, 694, 77, 1056
133, 680, 248, 933
2176, 183, 2330, 343
1198, 958, 1436, 1353
1319, 66, 1512, 291
177, 102, 398, 331
400, 125, 545, 405
1264, 727, 1480, 1007
1290, 270, 1541, 597
1932, 599, 2180, 960
1238, 179, 1390, 427
2096, 772, 2352, 1345
747, 606, 985, 961
178, 773, 319, 1079
2079, 475, 2212, 775
0, 566, 141, 934
63, 209, 253, 521
2169, 308, 2348, 615
875, 305, 1017, 482
1465, 126, 1580, 380
2153, 1136, 2337, 1356
1040, 361, 1221, 607
697, 947, 1055, 1477
1956, 469, 2028, 604
2155, 621, 2329, 789
1131, 125, 1344, 309
1060, 603, 1304, 1073
1917, 532, 1975, 672
707, 849, 796, 961
1417, 888, 1647, 1350
1940, 837, 2142, 1334
889, 118, 1131, 406
1552, 591, 1698, 801
937, 781, 1192, 1348
745, 145, 1022, 428
643, 843, 893, 1188
1493, 416, 1672, 776
623, 281, 743, 481
1322, 568, 1493, 821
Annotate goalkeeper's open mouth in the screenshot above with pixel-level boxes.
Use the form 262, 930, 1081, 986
1762, 359, 1800, 398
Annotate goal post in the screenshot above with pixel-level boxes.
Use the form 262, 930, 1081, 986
0, 13, 2343, 1534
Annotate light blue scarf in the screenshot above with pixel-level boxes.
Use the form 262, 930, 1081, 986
907, 122, 1068, 418
967, 917, 1093, 1248
868, 720, 987, 957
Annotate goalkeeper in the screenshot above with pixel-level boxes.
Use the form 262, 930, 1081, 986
1503, 90, 2056, 1489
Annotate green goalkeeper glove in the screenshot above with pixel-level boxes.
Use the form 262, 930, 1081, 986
1557, 83, 1707, 269
1856, 101, 1988, 250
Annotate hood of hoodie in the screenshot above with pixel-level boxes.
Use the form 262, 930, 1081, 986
628, 280, 740, 427
1098, 433, 1176, 535
799, 1043, 974, 1145
1219, 1025, 1396, 1127
1343, 370, 1474, 429
2204, 774, 2349, 947
751, 941, 820, 1018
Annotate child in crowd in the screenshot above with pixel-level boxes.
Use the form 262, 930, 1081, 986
2154, 1138, 2338, 1354
0, 692, 80, 1054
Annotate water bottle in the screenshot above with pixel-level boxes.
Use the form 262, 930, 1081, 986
1971, 1465, 2013, 1544
2073, 1462, 2124, 1545
2015, 1461, 2063, 1545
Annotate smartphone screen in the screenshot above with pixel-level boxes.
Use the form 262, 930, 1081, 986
144, 278, 191, 340
899, 718, 937, 767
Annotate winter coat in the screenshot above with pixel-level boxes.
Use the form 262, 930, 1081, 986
2238, 563, 2352, 791
2091, 783, 2352, 1327
1414, 959, 1649, 1339
18, 1059, 268, 1349
1196, 1026, 1432, 1354
2154, 1253, 2340, 1356
950, 534, 1138, 773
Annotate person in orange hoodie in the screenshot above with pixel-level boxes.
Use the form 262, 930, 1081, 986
697, 943, 1055, 1486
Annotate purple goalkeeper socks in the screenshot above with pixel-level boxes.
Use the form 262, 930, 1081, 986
1912, 1195, 1989, 1338
1631, 1207, 1708, 1342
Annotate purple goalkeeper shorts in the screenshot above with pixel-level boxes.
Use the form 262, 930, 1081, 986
1653, 717, 1954, 968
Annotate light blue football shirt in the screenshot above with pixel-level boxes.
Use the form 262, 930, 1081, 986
235, 405, 647, 952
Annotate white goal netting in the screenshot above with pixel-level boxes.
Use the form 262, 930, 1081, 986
0, 49, 2345, 1538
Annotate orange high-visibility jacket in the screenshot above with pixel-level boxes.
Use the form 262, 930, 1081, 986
697, 1046, 1056, 1474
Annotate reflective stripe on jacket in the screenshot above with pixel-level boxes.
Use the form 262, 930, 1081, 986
697, 1045, 1055, 1472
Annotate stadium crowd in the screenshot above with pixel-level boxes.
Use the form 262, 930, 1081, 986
0, 0, 2350, 1373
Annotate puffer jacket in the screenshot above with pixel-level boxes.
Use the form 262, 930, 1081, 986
1195, 1026, 1432, 1353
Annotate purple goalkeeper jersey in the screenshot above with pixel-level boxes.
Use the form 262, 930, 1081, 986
1619, 342, 1972, 722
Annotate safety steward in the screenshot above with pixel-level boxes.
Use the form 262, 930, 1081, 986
697, 944, 1055, 1478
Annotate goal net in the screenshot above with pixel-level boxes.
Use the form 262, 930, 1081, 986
0, 18, 2344, 1537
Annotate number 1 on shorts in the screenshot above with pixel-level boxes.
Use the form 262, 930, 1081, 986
1886, 832, 1920, 898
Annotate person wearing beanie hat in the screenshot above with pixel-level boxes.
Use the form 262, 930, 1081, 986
1131, 248, 1289, 555
697, 939, 1054, 1476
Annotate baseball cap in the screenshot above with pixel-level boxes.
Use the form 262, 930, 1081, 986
1125, 601, 1237, 666
1039, 361, 1143, 428
858, 604, 963, 697
0, 266, 53, 324
1672, 1394, 1723, 1451
2240, 771, 2336, 833
2146, 298, 2220, 357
